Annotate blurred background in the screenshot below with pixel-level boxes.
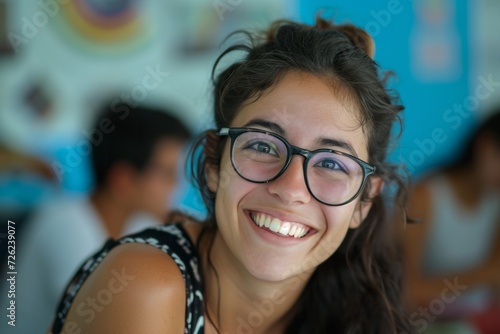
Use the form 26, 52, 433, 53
2, 0, 499, 220
0, 0, 499, 333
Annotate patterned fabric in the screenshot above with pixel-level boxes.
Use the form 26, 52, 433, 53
51, 223, 205, 333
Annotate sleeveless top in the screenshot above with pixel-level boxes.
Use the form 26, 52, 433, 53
422, 176, 500, 275
51, 223, 205, 334
421, 176, 500, 315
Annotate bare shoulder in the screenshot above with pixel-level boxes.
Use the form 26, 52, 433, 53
62, 242, 186, 333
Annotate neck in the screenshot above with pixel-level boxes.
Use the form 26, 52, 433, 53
200, 229, 310, 334
90, 190, 132, 239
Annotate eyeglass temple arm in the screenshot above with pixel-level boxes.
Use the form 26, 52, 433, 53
217, 128, 229, 136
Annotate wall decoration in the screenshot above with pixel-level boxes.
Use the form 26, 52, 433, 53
174, 0, 287, 56
51, 0, 154, 56
410, 0, 461, 82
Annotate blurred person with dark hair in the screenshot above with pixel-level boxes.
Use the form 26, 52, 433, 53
1, 102, 191, 334
404, 111, 500, 333
88, 102, 191, 236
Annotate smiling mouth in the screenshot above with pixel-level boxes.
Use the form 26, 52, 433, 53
250, 212, 312, 238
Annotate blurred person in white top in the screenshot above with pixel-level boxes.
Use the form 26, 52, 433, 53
0, 100, 191, 333
404, 111, 500, 333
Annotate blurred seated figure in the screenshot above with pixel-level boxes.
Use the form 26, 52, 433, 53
1, 101, 191, 334
403, 111, 500, 333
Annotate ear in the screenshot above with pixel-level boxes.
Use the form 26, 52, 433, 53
349, 176, 384, 229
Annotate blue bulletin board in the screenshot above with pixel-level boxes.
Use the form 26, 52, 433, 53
294, 0, 473, 178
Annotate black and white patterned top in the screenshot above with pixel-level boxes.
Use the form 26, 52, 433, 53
51, 223, 205, 334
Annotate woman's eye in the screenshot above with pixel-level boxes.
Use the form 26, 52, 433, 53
252, 142, 276, 154
244, 141, 279, 156
315, 159, 346, 172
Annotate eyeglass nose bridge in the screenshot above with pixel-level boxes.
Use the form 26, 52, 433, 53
281, 145, 314, 177
273, 145, 314, 196
289, 145, 313, 160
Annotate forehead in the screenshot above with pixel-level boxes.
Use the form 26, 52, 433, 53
231, 71, 368, 158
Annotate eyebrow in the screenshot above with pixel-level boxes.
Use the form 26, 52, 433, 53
243, 119, 286, 136
317, 137, 358, 157
242, 118, 358, 157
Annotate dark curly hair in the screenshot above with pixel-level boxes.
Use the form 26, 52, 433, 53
188, 16, 413, 334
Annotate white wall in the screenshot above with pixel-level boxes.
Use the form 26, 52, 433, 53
0, 0, 290, 155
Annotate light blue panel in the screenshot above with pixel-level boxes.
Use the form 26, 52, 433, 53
293, 0, 472, 178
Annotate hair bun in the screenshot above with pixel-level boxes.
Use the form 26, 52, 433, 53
336, 24, 375, 59
313, 17, 375, 58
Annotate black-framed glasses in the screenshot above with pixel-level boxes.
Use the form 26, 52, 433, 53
217, 127, 376, 206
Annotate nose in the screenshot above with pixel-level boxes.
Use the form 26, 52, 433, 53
267, 156, 312, 205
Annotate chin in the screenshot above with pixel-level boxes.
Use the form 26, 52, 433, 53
249, 268, 292, 283
243, 254, 310, 283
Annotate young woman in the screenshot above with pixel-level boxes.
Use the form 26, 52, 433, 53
51, 17, 412, 333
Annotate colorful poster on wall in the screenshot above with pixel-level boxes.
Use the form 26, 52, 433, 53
410, 0, 462, 82
51, 0, 155, 56
470, 0, 500, 113
174, 0, 287, 56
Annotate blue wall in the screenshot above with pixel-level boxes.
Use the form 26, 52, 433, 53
294, 0, 473, 178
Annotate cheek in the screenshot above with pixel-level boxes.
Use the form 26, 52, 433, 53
214, 146, 249, 200
278, 206, 357, 277
215, 162, 253, 217
213, 155, 263, 243
321, 205, 358, 249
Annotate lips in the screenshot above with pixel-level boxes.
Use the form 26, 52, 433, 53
250, 212, 311, 238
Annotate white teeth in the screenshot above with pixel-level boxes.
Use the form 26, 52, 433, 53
258, 214, 265, 227
264, 216, 271, 228
278, 222, 291, 236
251, 212, 310, 238
253, 213, 263, 227
294, 227, 303, 238
269, 218, 280, 232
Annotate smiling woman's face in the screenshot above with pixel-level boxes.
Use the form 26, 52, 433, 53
208, 71, 378, 282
